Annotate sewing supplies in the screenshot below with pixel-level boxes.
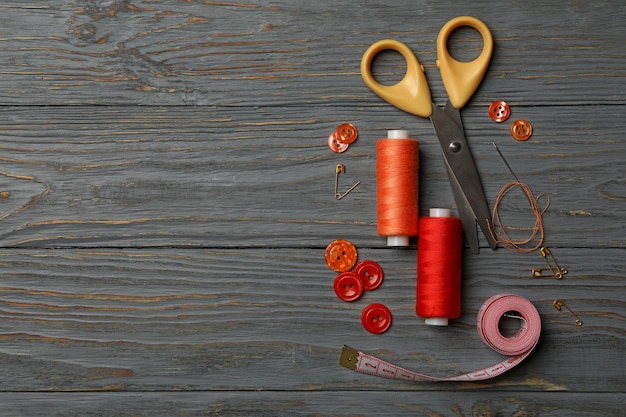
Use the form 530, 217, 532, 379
329, 122, 360, 199
325, 240, 390, 332
376, 130, 419, 246
488, 100, 511, 123
489, 181, 549, 253
336, 123, 358, 144
341, 294, 541, 381
325, 239, 358, 272
333, 260, 385, 302
553, 299, 583, 326
531, 246, 568, 279
492, 141, 520, 182
361, 303, 392, 334
334, 163, 360, 200
416, 208, 462, 326
489, 142, 550, 253
488, 100, 534, 141
334, 271, 364, 302
510, 119, 533, 141
328, 131, 349, 153
331, 15, 561, 385
354, 260, 384, 291
361, 16, 497, 254
328, 123, 359, 153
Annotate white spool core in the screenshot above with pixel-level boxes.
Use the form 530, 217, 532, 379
387, 235, 410, 247
425, 317, 449, 326
429, 208, 451, 218
387, 129, 409, 139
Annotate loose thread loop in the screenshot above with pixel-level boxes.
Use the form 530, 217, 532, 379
488, 181, 550, 253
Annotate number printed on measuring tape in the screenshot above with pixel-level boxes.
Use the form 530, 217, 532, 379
340, 294, 541, 382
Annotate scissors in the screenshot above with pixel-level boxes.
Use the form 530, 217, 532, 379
360, 15, 497, 254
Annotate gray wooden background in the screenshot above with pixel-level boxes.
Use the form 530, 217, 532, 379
0, 1, 624, 416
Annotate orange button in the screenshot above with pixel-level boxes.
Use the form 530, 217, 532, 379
488, 100, 511, 123
336, 123, 358, 144
325, 239, 358, 272
328, 131, 349, 153
511, 119, 533, 141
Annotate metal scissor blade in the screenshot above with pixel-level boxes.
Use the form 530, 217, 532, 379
443, 100, 464, 131
445, 160, 480, 253
430, 103, 497, 251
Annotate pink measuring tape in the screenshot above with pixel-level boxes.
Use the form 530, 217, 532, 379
340, 294, 541, 381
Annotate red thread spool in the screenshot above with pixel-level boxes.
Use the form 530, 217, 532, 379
376, 130, 419, 246
416, 208, 462, 326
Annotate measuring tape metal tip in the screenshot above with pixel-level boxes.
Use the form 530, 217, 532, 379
339, 345, 359, 370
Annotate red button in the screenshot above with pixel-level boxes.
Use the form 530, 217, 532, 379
511, 119, 533, 141
336, 123, 358, 144
354, 260, 384, 291
325, 239, 358, 272
488, 100, 511, 123
361, 303, 392, 334
328, 131, 349, 153
334, 271, 364, 302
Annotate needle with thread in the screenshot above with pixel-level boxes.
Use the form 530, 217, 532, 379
492, 144, 566, 272
489, 142, 550, 253
492, 142, 520, 182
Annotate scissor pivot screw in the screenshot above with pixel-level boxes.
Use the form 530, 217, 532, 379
449, 141, 462, 153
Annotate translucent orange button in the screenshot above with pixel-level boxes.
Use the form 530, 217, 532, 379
336, 123, 358, 144
488, 100, 511, 123
328, 131, 349, 153
325, 239, 358, 272
511, 119, 533, 141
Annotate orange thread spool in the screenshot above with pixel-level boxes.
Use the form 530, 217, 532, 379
376, 130, 419, 246
416, 208, 463, 326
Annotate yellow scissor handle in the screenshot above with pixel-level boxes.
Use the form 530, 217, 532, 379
437, 16, 493, 109
360, 39, 433, 118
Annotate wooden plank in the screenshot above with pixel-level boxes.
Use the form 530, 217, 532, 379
0, 248, 623, 392
0, 0, 623, 413
0, 392, 623, 416
0, 105, 623, 248
0, 1, 623, 106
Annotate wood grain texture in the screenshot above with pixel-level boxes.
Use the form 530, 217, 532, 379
0, 0, 624, 415
0, 392, 624, 416
0, 248, 623, 393
0, 1, 623, 106
0, 105, 623, 248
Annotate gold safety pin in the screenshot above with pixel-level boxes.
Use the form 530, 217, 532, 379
532, 246, 568, 279
553, 299, 583, 326
335, 164, 360, 200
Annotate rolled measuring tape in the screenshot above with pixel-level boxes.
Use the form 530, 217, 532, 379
340, 294, 541, 381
